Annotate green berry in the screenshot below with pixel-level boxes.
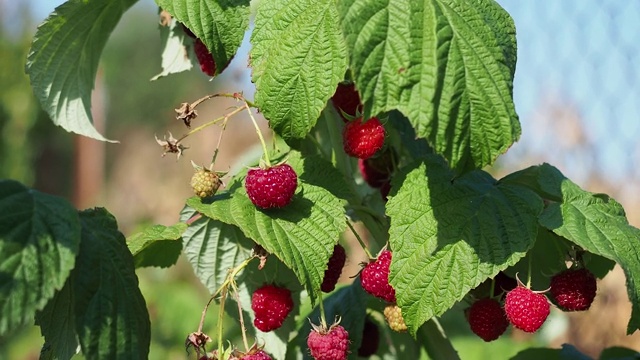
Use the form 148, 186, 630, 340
383, 304, 407, 332
191, 168, 222, 198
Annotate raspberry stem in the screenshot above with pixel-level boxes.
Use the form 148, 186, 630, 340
217, 279, 228, 357
346, 219, 373, 259
318, 292, 328, 329
230, 280, 250, 352
245, 102, 271, 167
526, 255, 533, 288
210, 115, 229, 166
177, 106, 244, 144
195, 255, 255, 357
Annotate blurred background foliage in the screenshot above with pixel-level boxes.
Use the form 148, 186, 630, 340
0, 0, 639, 359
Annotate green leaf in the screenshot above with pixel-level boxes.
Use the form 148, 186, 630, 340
386, 156, 542, 334
532, 169, 640, 334
151, 17, 195, 80
418, 319, 460, 360
0, 180, 80, 336
337, 0, 519, 171
74, 209, 150, 359
251, 0, 348, 140
179, 206, 254, 293
26, 0, 139, 142
511, 344, 592, 360
35, 280, 79, 360
155, 0, 251, 75
127, 223, 187, 268
599, 346, 640, 360
499, 163, 567, 202
187, 152, 347, 302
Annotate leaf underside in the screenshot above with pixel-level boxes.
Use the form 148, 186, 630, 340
26, 0, 139, 142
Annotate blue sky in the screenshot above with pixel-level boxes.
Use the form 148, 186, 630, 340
19, 0, 640, 182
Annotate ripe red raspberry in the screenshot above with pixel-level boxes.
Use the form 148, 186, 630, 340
331, 83, 362, 122
358, 148, 395, 189
466, 298, 509, 342
241, 350, 272, 360
321, 244, 347, 293
549, 268, 597, 311
360, 250, 396, 303
251, 284, 294, 332
383, 304, 407, 332
359, 159, 389, 189
357, 317, 379, 357
307, 323, 350, 360
194, 38, 216, 76
245, 163, 298, 209
343, 117, 385, 159
504, 285, 550, 333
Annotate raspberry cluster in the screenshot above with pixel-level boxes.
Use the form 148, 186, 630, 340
466, 266, 598, 341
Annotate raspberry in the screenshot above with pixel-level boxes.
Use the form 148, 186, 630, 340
359, 158, 388, 188
504, 286, 550, 333
307, 323, 350, 360
360, 250, 396, 303
245, 163, 298, 209
251, 284, 294, 332
357, 317, 379, 357
331, 83, 362, 122
194, 38, 216, 76
241, 350, 272, 360
549, 268, 597, 311
383, 304, 407, 332
190, 167, 222, 198
358, 153, 394, 188
466, 298, 509, 342
321, 244, 347, 293
343, 117, 385, 159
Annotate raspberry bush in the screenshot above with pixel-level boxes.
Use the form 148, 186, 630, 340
1, 0, 639, 359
